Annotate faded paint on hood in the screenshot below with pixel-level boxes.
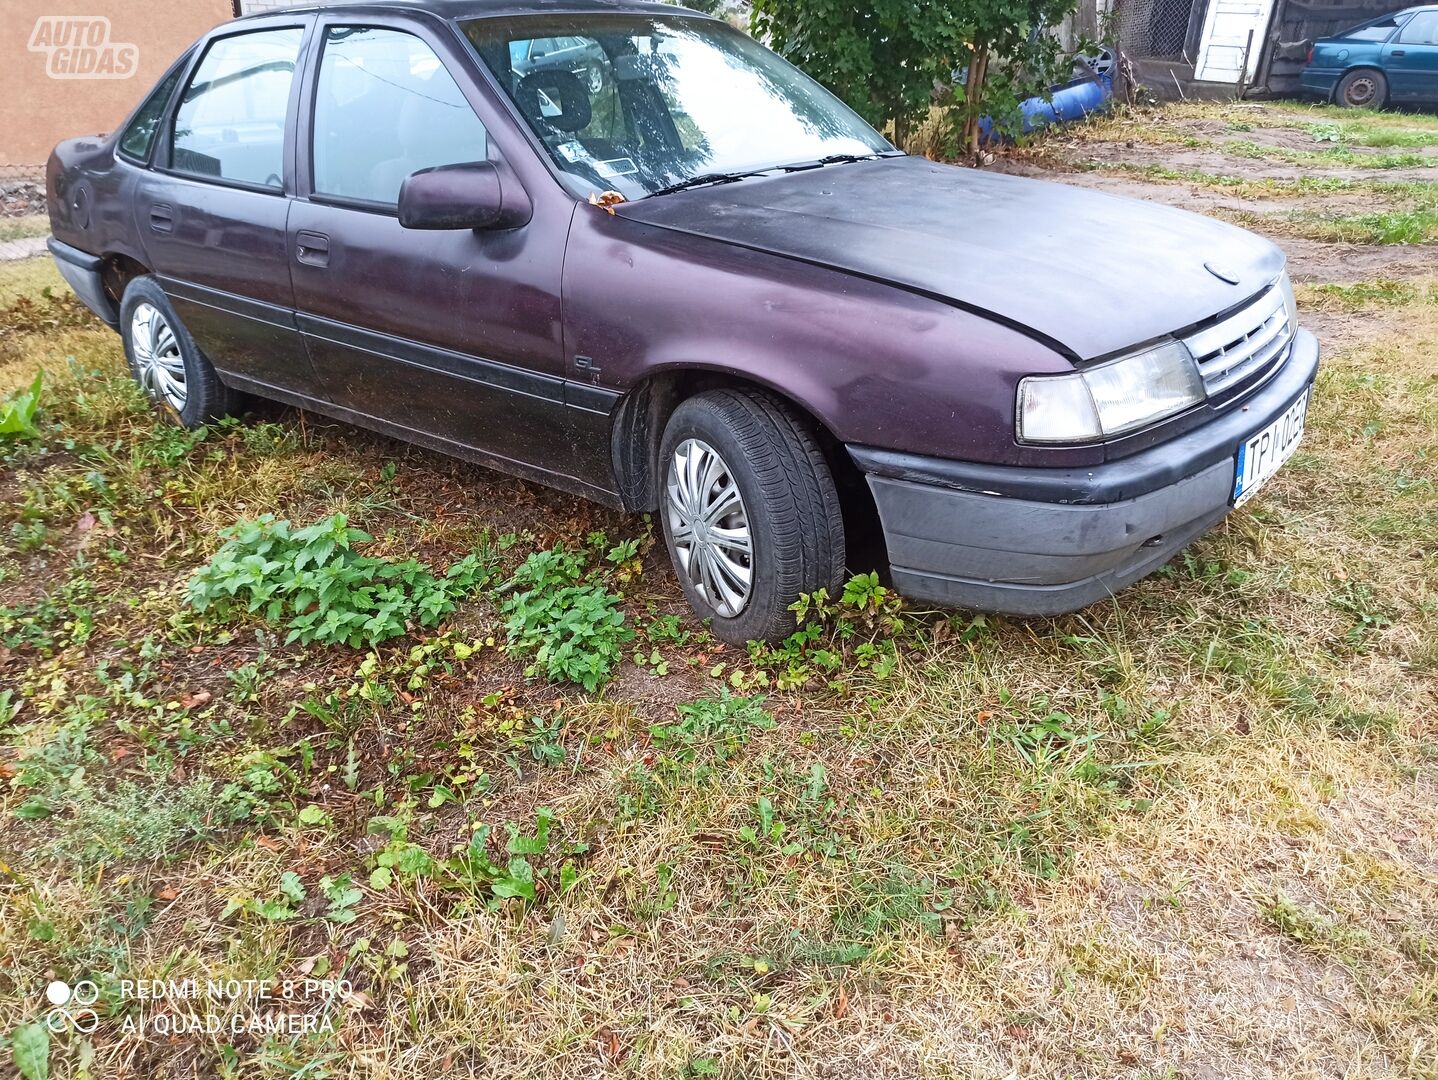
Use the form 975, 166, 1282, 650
617, 155, 1286, 362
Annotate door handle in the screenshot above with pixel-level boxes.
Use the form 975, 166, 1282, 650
295, 231, 330, 268
1391, 49, 1406, 56
149, 204, 174, 232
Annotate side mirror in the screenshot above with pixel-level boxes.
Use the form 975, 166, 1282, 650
397, 161, 531, 231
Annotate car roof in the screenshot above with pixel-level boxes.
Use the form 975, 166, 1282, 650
1322, 5, 1434, 35
242, 0, 710, 21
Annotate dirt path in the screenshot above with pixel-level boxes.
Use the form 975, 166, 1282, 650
995, 101, 1438, 283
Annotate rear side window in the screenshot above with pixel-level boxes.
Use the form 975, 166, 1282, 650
1397, 10, 1438, 43
1341, 15, 1402, 40
171, 28, 304, 189
120, 60, 187, 162
312, 27, 488, 206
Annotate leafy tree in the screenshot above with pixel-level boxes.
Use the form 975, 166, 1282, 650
953, 0, 1083, 156
750, 0, 1080, 155
749, 3, 966, 146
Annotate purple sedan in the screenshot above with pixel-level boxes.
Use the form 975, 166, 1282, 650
46, 0, 1319, 644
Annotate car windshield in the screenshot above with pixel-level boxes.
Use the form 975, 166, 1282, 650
461, 14, 893, 200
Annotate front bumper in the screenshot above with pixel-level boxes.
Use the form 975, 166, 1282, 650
48, 238, 118, 329
850, 329, 1320, 617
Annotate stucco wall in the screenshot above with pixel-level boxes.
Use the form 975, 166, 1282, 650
2, 0, 234, 168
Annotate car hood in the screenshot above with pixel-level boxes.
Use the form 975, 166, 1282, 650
617, 155, 1286, 361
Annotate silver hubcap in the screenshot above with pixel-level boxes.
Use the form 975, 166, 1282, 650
666, 439, 754, 619
130, 303, 186, 412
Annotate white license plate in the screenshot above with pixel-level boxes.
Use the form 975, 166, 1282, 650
1233, 390, 1309, 507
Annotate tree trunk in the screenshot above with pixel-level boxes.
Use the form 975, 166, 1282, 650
961, 41, 990, 161
893, 113, 910, 152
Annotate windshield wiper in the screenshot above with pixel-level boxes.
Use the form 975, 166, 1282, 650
776, 151, 902, 172
646, 170, 769, 199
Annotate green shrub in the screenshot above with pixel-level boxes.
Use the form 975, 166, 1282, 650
188, 513, 494, 648
500, 546, 632, 692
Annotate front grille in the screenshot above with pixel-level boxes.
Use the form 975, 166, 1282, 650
1183, 280, 1295, 402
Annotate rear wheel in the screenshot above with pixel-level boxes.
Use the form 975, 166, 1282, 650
1335, 68, 1386, 108
119, 276, 243, 428
659, 388, 846, 646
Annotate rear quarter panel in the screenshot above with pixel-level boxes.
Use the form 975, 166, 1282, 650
48, 135, 151, 269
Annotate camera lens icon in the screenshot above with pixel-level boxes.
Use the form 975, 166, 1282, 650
45, 980, 100, 1033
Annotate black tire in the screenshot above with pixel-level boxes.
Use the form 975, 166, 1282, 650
119, 275, 244, 428
658, 388, 845, 646
1334, 68, 1387, 109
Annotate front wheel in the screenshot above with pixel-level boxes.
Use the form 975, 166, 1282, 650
119, 276, 243, 428
1335, 68, 1386, 109
659, 389, 846, 646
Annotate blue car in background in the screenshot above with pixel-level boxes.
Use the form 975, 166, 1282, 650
1301, 6, 1438, 107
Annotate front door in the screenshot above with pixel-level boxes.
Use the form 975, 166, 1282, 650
289, 20, 581, 488
139, 21, 323, 399
1384, 9, 1438, 101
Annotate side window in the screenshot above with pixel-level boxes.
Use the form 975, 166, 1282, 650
1398, 11, 1438, 44
120, 60, 187, 162
1342, 16, 1401, 41
171, 28, 304, 188
312, 27, 488, 206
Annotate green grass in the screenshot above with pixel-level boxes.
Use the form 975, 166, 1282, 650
1344, 125, 1438, 148
0, 215, 48, 243
1297, 279, 1438, 311
1224, 138, 1437, 170
1084, 161, 1434, 200
1057, 101, 1438, 171
1293, 206, 1438, 245
0, 256, 63, 307
1081, 161, 1438, 244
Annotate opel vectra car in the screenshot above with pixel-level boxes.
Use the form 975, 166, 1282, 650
1302, 6, 1438, 107
47, 0, 1319, 645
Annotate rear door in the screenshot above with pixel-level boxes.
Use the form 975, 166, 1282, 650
137, 17, 323, 399
288, 15, 585, 487
1383, 9, 1438, 101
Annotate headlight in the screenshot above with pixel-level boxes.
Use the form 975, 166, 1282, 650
1279, 270, 1296, 328
1017, 340, 1206, 444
